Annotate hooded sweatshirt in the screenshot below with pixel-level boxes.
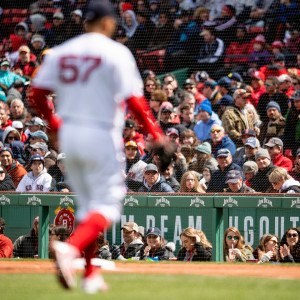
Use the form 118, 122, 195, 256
16, 168, 53, 192
280, 178, 300, 193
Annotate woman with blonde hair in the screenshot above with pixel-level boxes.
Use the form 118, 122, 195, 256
223, 226, 254, 262
179, 171, 205, 193
268, 166, 300, 193
177, 227, 212, 261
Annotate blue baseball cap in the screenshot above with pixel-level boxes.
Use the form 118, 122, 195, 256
217, 148, 231, 157
146, 227, 161, 237
29, 130, 48, 142
29, 154, 45, 165
226, 170, 242, 184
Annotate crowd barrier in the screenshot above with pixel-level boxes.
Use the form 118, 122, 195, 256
1, 193, 300, 260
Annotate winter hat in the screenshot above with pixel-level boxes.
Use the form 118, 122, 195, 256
243, 161, 258, 174
31, 34, 45, 47
254, 34, 266, 44
195, 142, 212, 155
255, 148, 271, 161
266, 101, 281, 112
200, 101, 212, 115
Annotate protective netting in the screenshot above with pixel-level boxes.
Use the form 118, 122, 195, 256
1, 1, 300, 261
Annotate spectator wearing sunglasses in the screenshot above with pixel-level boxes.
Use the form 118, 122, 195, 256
2, 126, 21, 145
257, 234, 280, 264
206, 124, 236, 158
223, 226, 254, 262
280, 228, 300, 263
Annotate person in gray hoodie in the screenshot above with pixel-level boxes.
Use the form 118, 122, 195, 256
269, 166, 300, 193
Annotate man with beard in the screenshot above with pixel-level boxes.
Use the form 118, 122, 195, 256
259, 101, 285, 145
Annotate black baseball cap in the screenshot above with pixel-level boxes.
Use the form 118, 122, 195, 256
85, 0, 116, 22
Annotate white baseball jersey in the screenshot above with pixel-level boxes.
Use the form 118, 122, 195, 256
33, 33, 144, 222
33, 32, 143, 126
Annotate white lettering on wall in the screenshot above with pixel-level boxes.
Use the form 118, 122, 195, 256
146, 215, 155, 229
188, 216, 202, 230
259, 216, 269, 237
244, 216, 254, 246
161, 215, 168, 238
173, 216, 182, 245
290, 217, 299, 228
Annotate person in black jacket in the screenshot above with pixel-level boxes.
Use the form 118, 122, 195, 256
0, 166, 15, 191
177, 227, 212, 261
13, 216, 39, 258
250, 148, 276, 192
140, 227, 175, 261
110, 222, 144, 260
206, 148, 242, 192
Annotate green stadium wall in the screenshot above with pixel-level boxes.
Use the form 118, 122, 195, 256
1, 193, 300, 261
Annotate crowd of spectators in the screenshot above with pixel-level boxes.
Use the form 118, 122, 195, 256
1, 216, 300, 263
0, 1, 300, 194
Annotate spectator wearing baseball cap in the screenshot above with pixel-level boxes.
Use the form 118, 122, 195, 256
250, 148, 276, 192
259, 101, 285, 146
278, 74, 294, 98
234, 137, 260, 168
243, 161, 258, 187
110, 221, 144, 260
29, 130, 48, 143
221, 88, 256, 147
0, 146, 27, 187
189, 142, 218, 174
16, 154, 53, 192
206, 148, 242, 192
138, 163, 174, 192
0, 217, 14, 257
125, 140, 147, 192
26, 117, 47, 132
140, 227, 175, 261
227, 72, 243, 89
194, 100, 222, 143
123, 119, 145, 156
265, 137, 293, 172
224, 170, 255, 193
67, 9, 84, 40
201, 80, 222, 110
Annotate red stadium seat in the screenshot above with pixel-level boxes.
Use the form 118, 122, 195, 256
137, 49, 166, 74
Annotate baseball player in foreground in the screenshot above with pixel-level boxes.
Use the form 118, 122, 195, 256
31, 0, 171, 294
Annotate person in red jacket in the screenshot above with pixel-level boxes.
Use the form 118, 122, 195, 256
123, 119, 145, 156
265, 137, 293, 172
259, 53, 288, 79
12, 45, 37, 80
0, 217, 13, 258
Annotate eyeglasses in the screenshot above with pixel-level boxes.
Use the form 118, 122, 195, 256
227, 235, 239, 241
30, 148, 39, 152
269, 240, 278, 244
7, 136, 17, 141
146, 84, 155, 87
211, 129, 221, 133
287, 233, 298, 238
